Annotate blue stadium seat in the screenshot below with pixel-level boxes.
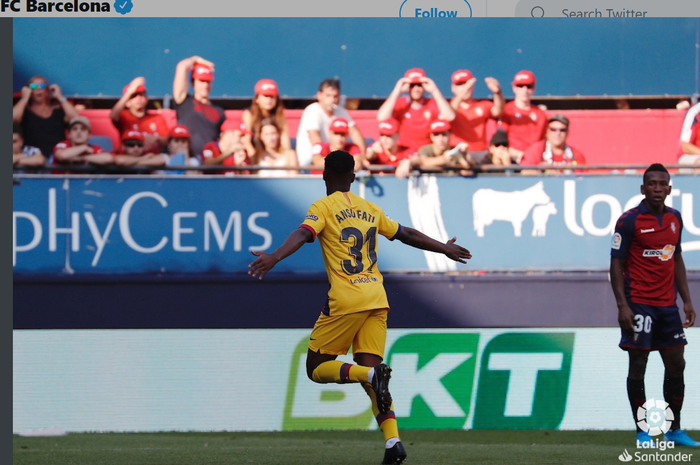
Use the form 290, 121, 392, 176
89, 136, 114, 153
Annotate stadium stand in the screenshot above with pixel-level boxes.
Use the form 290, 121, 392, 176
79, 108, 685, 166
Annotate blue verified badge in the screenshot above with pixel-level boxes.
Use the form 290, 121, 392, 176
113, 0, 132, 14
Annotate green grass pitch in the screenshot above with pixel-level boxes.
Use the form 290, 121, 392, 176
14, 430, 698, 464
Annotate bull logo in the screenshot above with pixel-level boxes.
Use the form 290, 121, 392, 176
472, 182, 553, 237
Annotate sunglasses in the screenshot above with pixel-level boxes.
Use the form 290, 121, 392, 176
549, 127, 568, 133
123, 141, 144, 148
409, 83, 423, 88
493, 142, 508, 148
516, 84, 534, 89
29, 83, 47, 90
130, 92, 147, 98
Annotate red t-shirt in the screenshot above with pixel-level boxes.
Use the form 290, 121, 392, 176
392, 97, 440, 153
51, 140, 105, 173
448, 99, 494, 152
521, 140, 586, 169
117, 110, 170, 154
498, 101, 547, 152
370, 142, 414, 167
687, 119, 700, 147
201, 141, 249, 175
311, 142, 360, 174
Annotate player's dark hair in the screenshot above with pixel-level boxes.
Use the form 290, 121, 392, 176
318, 78, 340, 93
324, 150, 354, 175
13, 123, 23, 138
643, 163, 669, 183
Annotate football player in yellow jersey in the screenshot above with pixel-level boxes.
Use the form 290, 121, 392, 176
249, 150, 471, 464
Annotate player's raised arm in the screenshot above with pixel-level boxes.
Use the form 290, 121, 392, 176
248, 227, 313, 280
395, 226, 471, 263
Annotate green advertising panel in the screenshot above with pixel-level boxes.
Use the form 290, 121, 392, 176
386, 333, 479, 429
473, 332, 575, 430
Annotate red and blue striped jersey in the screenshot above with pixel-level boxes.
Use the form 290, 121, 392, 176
611, 202, 683, 306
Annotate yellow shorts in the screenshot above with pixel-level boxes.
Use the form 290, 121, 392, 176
308, 308, 388, 359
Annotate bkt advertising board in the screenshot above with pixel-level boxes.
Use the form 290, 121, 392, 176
12, 328, 700, 432
12, 175, 700, 274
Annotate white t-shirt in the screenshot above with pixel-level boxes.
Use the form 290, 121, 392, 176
295, 102, 355, 166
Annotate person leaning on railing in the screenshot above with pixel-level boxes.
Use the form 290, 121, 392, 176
201, 119, 252, 175
13, 123, 45, 169
677, 101, 700, 174
253, 118, 299, 178
520, 114, 586, 175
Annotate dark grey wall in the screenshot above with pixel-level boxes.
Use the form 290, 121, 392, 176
13, 272, 700, 329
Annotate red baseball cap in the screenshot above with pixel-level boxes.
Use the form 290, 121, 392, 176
192, 63, 214, 82
329, 117, 349, 134
170, 125, 191, 139
404, 68, 426, 84
512, 70, 536, 86
121, 129, 145, 142
378, 119, 399, 136
254, 79, 279, 97
221, 119, 252, 136
123, 84, 147, 96
451, 70, 474, 85
430, 120, 451, 133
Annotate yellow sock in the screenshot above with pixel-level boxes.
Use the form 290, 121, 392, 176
311, 361, 370, 384
363, 383, 400, 442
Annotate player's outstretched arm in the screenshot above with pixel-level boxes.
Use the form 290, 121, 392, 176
248, 227, 313, 280
610, 257, 634, 334
395, 226, 471, 263
674, 254, 696, 327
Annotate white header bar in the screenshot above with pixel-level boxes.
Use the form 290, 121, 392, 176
1, 0, 700, 17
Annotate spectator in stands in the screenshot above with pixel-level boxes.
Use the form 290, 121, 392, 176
311, 118, 362, 173
13, 123, 45, 168
677, 101, 700, 173
112, 130, 167, 169
241, 79, 291, 157
255, 118, 298, 177
498, 70, 547, 163
160, 124, 201, 175
486, 129, 512, 167
376, 68, 456, 154
52, 116, 112, 170
365, 119, 414, 174
520, 115, 586, 175
295, 78, 366, 167
395, 120, 471, 178
201, 119, 251, 175
172, 56, 226, 157
110, 77, 169, 154
449, 70, 505, 165
13, 75, 79, 158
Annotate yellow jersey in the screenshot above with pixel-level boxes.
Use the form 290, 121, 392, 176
300, 191, 401, 316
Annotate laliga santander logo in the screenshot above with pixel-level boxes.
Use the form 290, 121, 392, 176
636, 399, 673, 436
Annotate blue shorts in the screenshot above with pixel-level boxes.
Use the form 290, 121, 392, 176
619, 302, 687, 351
